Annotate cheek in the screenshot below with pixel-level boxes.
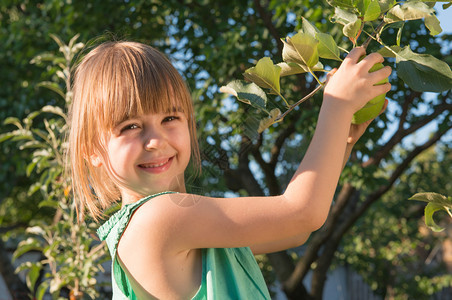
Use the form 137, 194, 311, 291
107, 140, 136, 170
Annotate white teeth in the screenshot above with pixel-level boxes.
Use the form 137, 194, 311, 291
141, 159, 168, 168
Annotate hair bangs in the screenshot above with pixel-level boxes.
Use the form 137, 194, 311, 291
68, 41, 201, 220
95, 43, 193, 131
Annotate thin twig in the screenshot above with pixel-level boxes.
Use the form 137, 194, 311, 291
362, 21, 386, 49
274, 84, 324, 122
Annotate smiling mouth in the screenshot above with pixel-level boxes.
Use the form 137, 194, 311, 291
138, 157, 173, 170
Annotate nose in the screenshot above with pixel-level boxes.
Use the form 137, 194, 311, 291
143, 128, 167, 151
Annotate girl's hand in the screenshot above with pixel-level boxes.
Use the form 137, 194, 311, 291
323, 47, 392, 117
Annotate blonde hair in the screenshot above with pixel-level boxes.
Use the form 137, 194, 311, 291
68, 41, 201, 220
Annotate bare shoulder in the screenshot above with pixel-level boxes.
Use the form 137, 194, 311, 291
117, 194, 203, 298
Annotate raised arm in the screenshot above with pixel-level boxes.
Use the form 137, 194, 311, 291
122, 47, 392, 254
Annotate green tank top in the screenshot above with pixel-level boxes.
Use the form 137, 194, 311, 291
97, 192, 271, 299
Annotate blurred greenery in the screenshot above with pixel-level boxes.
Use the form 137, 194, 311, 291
1, 1, 451, 299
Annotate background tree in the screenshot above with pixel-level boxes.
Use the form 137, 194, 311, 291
1, 0, 451, 299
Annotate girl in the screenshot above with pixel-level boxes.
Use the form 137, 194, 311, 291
68, 41, 391, 299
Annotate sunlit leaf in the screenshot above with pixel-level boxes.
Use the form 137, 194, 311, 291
41, 105, 67, 119
36, 82, 65, 99
220, 80, 267, 110
343, 19, 362, 39
385, 1, 435, 23
0, 132, 15, 143
258, 108, 282, 133
395, 46, 452, 92
363, 0, 381, 21
326, 0, 355, 9
315, 32, 342, 61
331, 7, 358, 26
282, 32, 319, 68
409, 192, 452, 232
278, 62, 308, 76
424, 203, 446, 232
378, 0, 397, 13
13, 238, 44, 261
26, 263, 41, 292
409, 192, 451, 207
36, 281, 49, 300
377, 46, 400, 60
424, 15, 442, 36
243, 57, 282, 94
3, 117, 22, 128
301, 17, 320, 38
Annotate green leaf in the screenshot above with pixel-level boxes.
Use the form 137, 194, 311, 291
219, 80, 267, 110
0, 132, 15, 143
331, 7, 358, 26
277, 61, 325, 77
424, 203, 446, 232
41, 105, 67, 119
395, 46, 452, 92
409, 192, 452, 232
13, 238, 44, 261
36, 82, 65, 99
282, 32, 319, 68
36, 281, 49, 300
26, 263, 41, 292
409, 192, 451, 208
378, 0, 397, 13
3, 117, 22, 128
278, 62, 309, 76
424, 15, 442, 36
343, 19, 362, 39
377, 45, 402, 58
243, 57, 282, 94
28, 182, 41, 196
363, 0, 381, 21
326, 0, 355, 9
301, 17, 320, 38
38, 199, 60, 209
444, 2, 452, 9
26, 159, 38, 177
315, 32, 342, 61
385, 1, 435, 23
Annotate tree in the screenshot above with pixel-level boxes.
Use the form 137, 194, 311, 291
1, 0, 451, 299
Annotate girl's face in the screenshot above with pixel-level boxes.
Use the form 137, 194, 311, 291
101, 110, 191, 205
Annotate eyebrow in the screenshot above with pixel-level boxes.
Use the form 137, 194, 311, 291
164, 106, 184, 114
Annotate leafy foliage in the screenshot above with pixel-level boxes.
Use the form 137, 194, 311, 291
1, 1, 451, 299
2, 35, 107, 300
222, 0, 452, 129
409, 192, 452, 232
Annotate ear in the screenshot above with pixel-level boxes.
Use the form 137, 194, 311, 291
90, 153, 103, 167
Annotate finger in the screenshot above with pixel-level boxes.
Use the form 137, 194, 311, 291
326, 68, 337, 83
344, 47, 366, 64
369, 65, 392, 82
378, 99, 389, 116
373, 82, 392, 96
359, 52, 384, 68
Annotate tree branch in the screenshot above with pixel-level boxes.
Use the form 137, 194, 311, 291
224, 136, 265, 195
337, 126, 450, 244
253, 0, 284, 56
363, 101, 452, 168
282, 184, 355, 294
269, 122, 296, 167
398, 91, 419, 132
